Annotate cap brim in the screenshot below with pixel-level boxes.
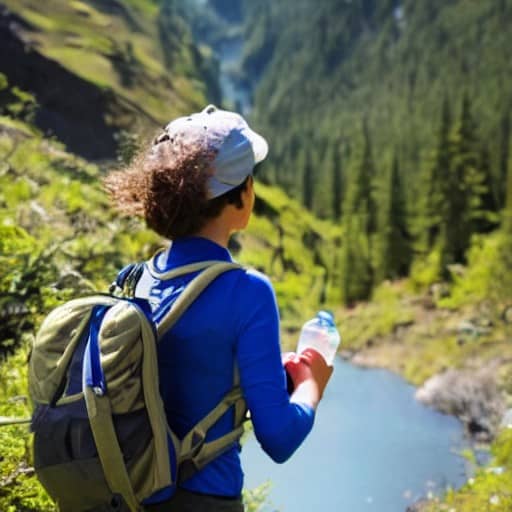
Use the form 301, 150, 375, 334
247, 129, 268, 164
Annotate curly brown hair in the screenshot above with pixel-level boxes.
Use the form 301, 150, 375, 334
104, 135, 248, 240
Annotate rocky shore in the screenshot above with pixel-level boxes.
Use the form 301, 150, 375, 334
415, 363, 506, 442
345, 349, 508, 442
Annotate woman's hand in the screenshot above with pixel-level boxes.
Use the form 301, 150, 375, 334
283, 349, 333, 410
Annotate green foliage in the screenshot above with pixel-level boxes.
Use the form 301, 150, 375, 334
374, 151, 412, 284
0, 73, 8, 92
437, 232, 508, 309
340, 213, 372, 303
243, 481, 273, 512
115, 130, 141, 166
408, 248, 442, 292
301, 149, 314, 211
0, 76, 37, 125
432, 95, 499, 277
240, 182, 341, 329
499, 111, 510, 209
417, 97, 452, 252
425, 428, 512, 512
338, 123, 381, 303
504, 143, 512, 234
0, 345, 56, 512
337, 281, 415, 351
0, 222, 56, 353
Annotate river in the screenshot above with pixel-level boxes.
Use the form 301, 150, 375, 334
242, 359, 468, 512
217, 37, 252, 115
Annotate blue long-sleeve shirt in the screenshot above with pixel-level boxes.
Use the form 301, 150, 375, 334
133, 237, 315, 497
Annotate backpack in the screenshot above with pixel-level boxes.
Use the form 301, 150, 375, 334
27, 259, 247, 512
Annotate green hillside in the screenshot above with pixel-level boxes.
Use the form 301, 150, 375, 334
234, 0, 512, 305
244, 0, 511, 200
0, 0, 220, 158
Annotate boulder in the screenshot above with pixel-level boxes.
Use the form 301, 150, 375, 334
415, 366, 505, 441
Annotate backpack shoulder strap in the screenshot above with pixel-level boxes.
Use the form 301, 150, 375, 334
156, 261, 242, 338
178, 386, 246, 483
155, 261, 248, 481
83, 301, 155, 512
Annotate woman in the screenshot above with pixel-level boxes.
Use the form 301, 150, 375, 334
105, 105, 333, 511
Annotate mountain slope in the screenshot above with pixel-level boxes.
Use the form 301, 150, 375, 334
243, 0, 511, 198
211, 0, 512, 307
0, 0, 219, 159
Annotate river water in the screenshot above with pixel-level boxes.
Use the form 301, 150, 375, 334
242, 359, 468, 512
217, 37, 252, 115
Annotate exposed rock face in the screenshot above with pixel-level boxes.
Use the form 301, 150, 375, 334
415, 365, 505, 441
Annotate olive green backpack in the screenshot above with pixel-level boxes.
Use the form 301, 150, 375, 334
26, 260, 247, 512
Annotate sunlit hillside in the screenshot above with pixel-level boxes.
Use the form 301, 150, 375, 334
0, 0, 219, 158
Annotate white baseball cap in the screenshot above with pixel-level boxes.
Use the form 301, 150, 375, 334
163, 105, 269, 198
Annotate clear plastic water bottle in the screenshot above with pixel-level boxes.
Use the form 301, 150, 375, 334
296, 311, 341, 366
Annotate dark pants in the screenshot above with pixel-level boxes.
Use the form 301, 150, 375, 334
144, 488, 244, 512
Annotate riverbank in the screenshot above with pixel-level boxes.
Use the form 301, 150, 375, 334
329, 270, 512, 511
332, 276, 512, 442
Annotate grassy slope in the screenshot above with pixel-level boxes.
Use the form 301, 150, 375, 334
1, 0, 209, 129
336, 276, 512, 388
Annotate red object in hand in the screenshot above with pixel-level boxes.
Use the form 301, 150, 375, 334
283, 349, 333, 402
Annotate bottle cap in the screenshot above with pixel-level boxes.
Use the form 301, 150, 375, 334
317, 310, 335, 327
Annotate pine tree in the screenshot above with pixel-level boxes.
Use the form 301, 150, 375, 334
313, 142, 343, 220
313, 146, 331, 219
357, 119, 377, 236
492, 144, 512, 304
438, 93, 494, 273
340, 213, 372, 304
302, 148, 315, 210
332, 144, 344, 221
504, 149, 512, 235
339, 123, 376, 302
422, 96, 452, 250
375, 152, 412, 284
476, 145, 499, 232
438, 95, 474, 271
500, 111, 511, 208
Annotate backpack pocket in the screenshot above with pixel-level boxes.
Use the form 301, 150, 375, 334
33, 400, 152, 511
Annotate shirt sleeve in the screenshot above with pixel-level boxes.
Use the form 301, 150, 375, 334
234, 269, 315, 463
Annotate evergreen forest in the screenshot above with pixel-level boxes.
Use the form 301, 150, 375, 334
238, 0, 512, 304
